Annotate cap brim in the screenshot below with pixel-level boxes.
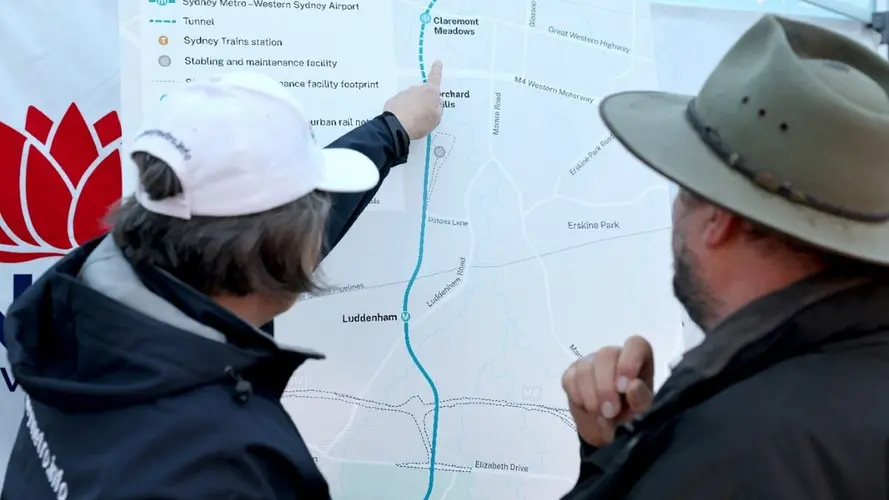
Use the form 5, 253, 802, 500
316, 148, 380, 193
600, 90, 889, 265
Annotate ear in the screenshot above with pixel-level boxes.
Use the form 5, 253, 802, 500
701, 206, 743, 249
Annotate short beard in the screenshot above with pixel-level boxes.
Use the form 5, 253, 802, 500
673, 239, 721, 332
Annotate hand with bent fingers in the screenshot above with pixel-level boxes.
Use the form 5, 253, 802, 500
561, 335, 655, 447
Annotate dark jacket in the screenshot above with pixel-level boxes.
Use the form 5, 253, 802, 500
563, 269, 889, 499
1, 115, 410, 500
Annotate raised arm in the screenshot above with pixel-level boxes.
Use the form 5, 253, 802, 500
322, 113, 411, 252
321, 60, 444, 255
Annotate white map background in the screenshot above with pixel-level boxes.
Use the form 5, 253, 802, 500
286, 1, 672, 498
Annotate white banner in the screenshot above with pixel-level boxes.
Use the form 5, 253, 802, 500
0, 0, 121, 487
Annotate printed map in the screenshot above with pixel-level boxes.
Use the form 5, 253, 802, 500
122, 0, 686, 498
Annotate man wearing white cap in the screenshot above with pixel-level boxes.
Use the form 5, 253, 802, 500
560, 16, 889, 499
1, 64, 443, 498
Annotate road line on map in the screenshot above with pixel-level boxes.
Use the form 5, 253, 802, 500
489, 156, 572, 358
524, 185, 668, 217
319, 336, 406, 458
406, 157, 486, 332
403, 1, 442, 499
440, 473, 459, 499
298, 228, 670, 298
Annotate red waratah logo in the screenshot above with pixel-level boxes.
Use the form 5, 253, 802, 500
0, 104, 122, 263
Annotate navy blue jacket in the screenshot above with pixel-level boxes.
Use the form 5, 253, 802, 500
1, 115, 410, 500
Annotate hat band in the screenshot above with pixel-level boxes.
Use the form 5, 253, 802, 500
684, 99, 889, 223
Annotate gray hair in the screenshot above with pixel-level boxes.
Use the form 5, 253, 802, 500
106, 152, 331, 298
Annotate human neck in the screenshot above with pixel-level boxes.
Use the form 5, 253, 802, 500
705, 255, 826, 330
212, 295, 278, 327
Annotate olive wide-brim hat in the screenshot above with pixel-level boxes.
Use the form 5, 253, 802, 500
601, 15, 889, 265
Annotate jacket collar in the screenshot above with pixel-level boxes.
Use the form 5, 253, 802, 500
583, 268, 889, 498
678, 269, 874, 378
127, 247, 324, 360
65, 235, 324, 362
655, 266, 889, 410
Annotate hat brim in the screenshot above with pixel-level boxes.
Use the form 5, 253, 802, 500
316, 148, 380, 193
600, 91, 889, 265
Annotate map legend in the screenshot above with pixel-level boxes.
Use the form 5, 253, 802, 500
138, 0, 397, 147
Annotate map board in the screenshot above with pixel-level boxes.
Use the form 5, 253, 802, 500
119, 0, 683, 498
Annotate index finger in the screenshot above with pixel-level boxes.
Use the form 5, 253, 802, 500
616, 335, 654, 390
426, 60, 443, 88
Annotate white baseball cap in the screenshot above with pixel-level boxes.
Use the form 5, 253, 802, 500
130, 72, 380, 219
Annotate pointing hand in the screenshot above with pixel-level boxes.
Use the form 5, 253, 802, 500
383, 60, 444, 140
561, 335, 655, 447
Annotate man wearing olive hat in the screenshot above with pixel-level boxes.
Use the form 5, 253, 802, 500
561, 15, 889, 499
